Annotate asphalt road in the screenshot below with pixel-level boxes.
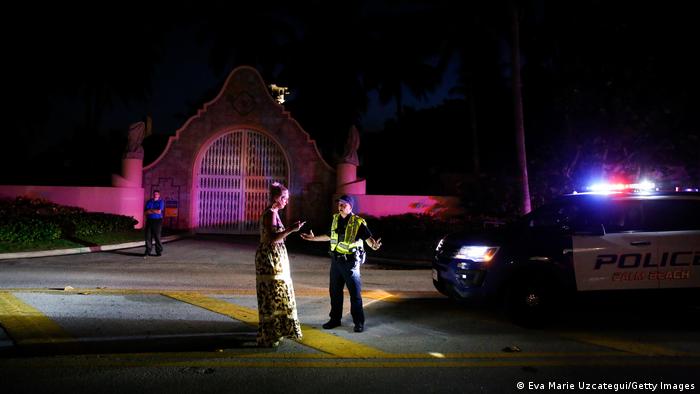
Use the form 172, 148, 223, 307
1, 236, 699, 393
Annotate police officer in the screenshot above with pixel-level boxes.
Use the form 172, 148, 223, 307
301, 195, 382, 332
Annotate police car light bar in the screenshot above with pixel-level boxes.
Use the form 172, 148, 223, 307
676, 186, 700, 192
586, 180, 656, 193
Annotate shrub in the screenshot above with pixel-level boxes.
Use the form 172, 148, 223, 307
0, 197, 137, 243
48, 212, 137, 238
70, 213, 138, 238
0, 216, 62, 243
0, 196, 85, 217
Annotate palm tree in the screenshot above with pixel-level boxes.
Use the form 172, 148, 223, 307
4, 4, 171, 184
190, 0, 299, 79
237, 0, 448, 159
361, 1, 448, 119
510, 1, 532, 214
445, 6, 502, 176
84, 14, 168, 136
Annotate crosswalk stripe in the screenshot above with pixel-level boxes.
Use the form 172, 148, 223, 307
164, 292, 388, 358
0, 292, 73, 346
297, 325, 388, 358
164, 292, 259, 325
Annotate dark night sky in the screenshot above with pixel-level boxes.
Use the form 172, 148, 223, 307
101, 28, 461, 138
2, 1, 699, 199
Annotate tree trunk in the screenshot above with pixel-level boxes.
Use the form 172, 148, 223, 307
83, 83, 104, 138
467, 69, 481, 175
511, 2, 532, 214
395, 84, 404, 118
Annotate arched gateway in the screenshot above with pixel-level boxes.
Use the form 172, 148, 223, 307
195, 129, 288, 234
143, 66, 334, 234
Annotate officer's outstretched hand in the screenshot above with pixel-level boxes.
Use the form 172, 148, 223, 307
300, 229, 315, 240
369, 237, 382, 250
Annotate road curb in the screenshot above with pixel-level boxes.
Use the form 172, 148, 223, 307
0, 235, 185, 260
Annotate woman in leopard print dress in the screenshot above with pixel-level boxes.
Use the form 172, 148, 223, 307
255, 182, 305, 347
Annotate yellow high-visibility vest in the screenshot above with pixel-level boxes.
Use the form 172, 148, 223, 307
330, 213, 366, 254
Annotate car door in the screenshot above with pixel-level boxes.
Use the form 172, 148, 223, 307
571, 198, 660, 291
643, 198, 700, 289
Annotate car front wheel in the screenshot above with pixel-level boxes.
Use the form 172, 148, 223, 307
504, 277, 555, 327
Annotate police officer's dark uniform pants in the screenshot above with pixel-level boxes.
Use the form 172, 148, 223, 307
145, 218, 163, 255
329, 252, 364, 325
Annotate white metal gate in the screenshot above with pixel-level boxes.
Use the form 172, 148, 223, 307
195, 130, 288, 234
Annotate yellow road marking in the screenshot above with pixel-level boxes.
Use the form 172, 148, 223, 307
163, 292, 388, 358
363, 289, 399, 305
164, 292, 259, 325
297, 325, 388, 358
558, 332, 688, 356
0, 292, 73, 346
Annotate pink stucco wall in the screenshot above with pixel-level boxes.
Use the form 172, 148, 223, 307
0, 186, 144, 228
352, 195, 463, 218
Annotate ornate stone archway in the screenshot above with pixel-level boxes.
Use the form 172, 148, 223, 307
194, 129, 289, 234
143, 66, 335, 233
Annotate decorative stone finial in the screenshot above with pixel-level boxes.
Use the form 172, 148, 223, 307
340, 125, 360, 166
124, 120, 147, 159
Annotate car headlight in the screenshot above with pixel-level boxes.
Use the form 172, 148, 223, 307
453, 246, 499, 262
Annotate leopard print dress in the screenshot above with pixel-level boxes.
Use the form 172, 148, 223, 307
255, 208, 303, 347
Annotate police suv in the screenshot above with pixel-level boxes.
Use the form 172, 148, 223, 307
432, 186, 700, 324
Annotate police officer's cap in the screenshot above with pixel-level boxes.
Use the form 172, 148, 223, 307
337, 194, 354, 209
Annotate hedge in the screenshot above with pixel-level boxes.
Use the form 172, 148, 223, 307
0, 216, 62, 243
0, 197, 137, 243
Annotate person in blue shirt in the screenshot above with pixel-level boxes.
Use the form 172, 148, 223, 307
144, 190, 165, 256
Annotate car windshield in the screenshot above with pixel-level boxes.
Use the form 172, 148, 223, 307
520, 195, 649, 234
500, 193, 700, 235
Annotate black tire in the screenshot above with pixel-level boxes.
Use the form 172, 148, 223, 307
504, 276, 556, 327
433, 279, 450, 297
